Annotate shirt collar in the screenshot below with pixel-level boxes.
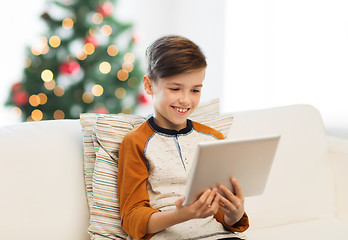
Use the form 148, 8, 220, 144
147, 116, 193, 135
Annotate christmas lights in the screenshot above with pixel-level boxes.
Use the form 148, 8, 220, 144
92, 13, 103, 25
82, 92, 94, 104
54, 110, 65, 120
99, 62, 111, 74
101, 25, 112, 36
117, 69, 128, 81
6, 0, 144, 121
115, 87, 126, 99
29, 95, 40, 107
92, 84, 104, 96
44, 80, 56, 90
31, 109, 43, 121
84, 43, 95, 55
107, 45, 118, 56
62, 18, 74, 29
49, 36, 61, 48
41, 69, 54, 82
54, 86, 65, 97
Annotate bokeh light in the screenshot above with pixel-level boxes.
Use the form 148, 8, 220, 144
62, 18, 74, 29
41, 69, 54, 82
122, 62, 133, 72
92, 13, 103, 24
54, 110, 65, 120
101, 25, 112, 36
49, 35, 61, 48
25, 57, 32, 68
92, 84, 104, 96
44, 80, 56, 90
29, 95, 40, 107
99, 61, 111, 74
31, 37, 49, 56
82, 92, 94, 103
77, 51, 87, 60
122, 106, 133, 114
38, 93, 48, 105
31, 109, 43, 121
107, 45, 118, 56
115, 87, 126, 99
11, 107, 22, 118
84, 43, 95, 55
117, 69, 129, 81
124, 52, 135, 63
54, 86, 65, 96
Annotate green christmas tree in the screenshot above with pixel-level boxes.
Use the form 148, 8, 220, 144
5, 0, 147, 121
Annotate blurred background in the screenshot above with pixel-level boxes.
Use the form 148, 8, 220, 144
0, 0, 347, 138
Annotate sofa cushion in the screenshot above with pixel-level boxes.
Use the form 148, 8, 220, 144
0, 120, 89, 240
245, 218, 348, 240
227, 104, 335, 229
328, 135, 348, 221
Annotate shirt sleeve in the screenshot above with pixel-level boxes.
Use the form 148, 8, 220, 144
214, 210, 249, 232
117, 132, 160, 240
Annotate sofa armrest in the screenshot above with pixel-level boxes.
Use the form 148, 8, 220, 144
327, 135, 348, 221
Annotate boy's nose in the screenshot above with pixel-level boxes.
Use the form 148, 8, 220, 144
178, 93, 190, 105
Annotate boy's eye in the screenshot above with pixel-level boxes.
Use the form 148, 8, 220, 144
170, 88, 179, 91
192, 89, 200, 93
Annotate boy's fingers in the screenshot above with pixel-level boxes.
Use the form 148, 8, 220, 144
211, 192, 221, 208
219, 184, 236, 201
195, 189, 211, 207
230, 178, 244, 199
206, 188, 217, 205
218, 184, 242, 207
175, 197, 185, 208
218, 193, 232, 209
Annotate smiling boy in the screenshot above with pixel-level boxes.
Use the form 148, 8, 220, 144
117, 35, 249, 240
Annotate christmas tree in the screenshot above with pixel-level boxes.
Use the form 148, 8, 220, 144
5, 0, 147, 121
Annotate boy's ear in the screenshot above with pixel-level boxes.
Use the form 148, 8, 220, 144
143, 75, 153, 95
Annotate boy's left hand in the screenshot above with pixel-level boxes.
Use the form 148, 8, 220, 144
218, 178, 245, 226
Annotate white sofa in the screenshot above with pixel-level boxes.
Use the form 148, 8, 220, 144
1, 104, 347, 240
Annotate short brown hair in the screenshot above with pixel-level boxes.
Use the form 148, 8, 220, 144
145, 35, 207, 82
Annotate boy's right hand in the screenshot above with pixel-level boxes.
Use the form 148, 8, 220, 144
146, 188, 221, 234
175, 188, 220, 221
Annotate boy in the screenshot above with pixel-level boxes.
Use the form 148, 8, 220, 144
118, 35, 249, 240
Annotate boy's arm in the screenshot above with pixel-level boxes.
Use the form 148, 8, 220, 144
117, 134, 159, 240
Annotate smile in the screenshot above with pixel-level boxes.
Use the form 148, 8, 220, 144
173, 107, 189, 113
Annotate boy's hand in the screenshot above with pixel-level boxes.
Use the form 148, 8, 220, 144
175, 188, 220, 221
218, 178, 245, 226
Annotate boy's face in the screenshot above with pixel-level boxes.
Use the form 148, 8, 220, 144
144, 68, 205, 131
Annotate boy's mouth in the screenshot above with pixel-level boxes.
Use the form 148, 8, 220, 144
172, 106, 189, 113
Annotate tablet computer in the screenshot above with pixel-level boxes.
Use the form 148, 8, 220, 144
183, 135, 280, 206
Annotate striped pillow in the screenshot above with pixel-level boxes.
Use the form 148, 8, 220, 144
191, 114, 233, 138
80, 113, 99, 208
80, 98, 234, 239
90, 114, 146, 239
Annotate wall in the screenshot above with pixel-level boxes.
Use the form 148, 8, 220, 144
224, 0, 348, 137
